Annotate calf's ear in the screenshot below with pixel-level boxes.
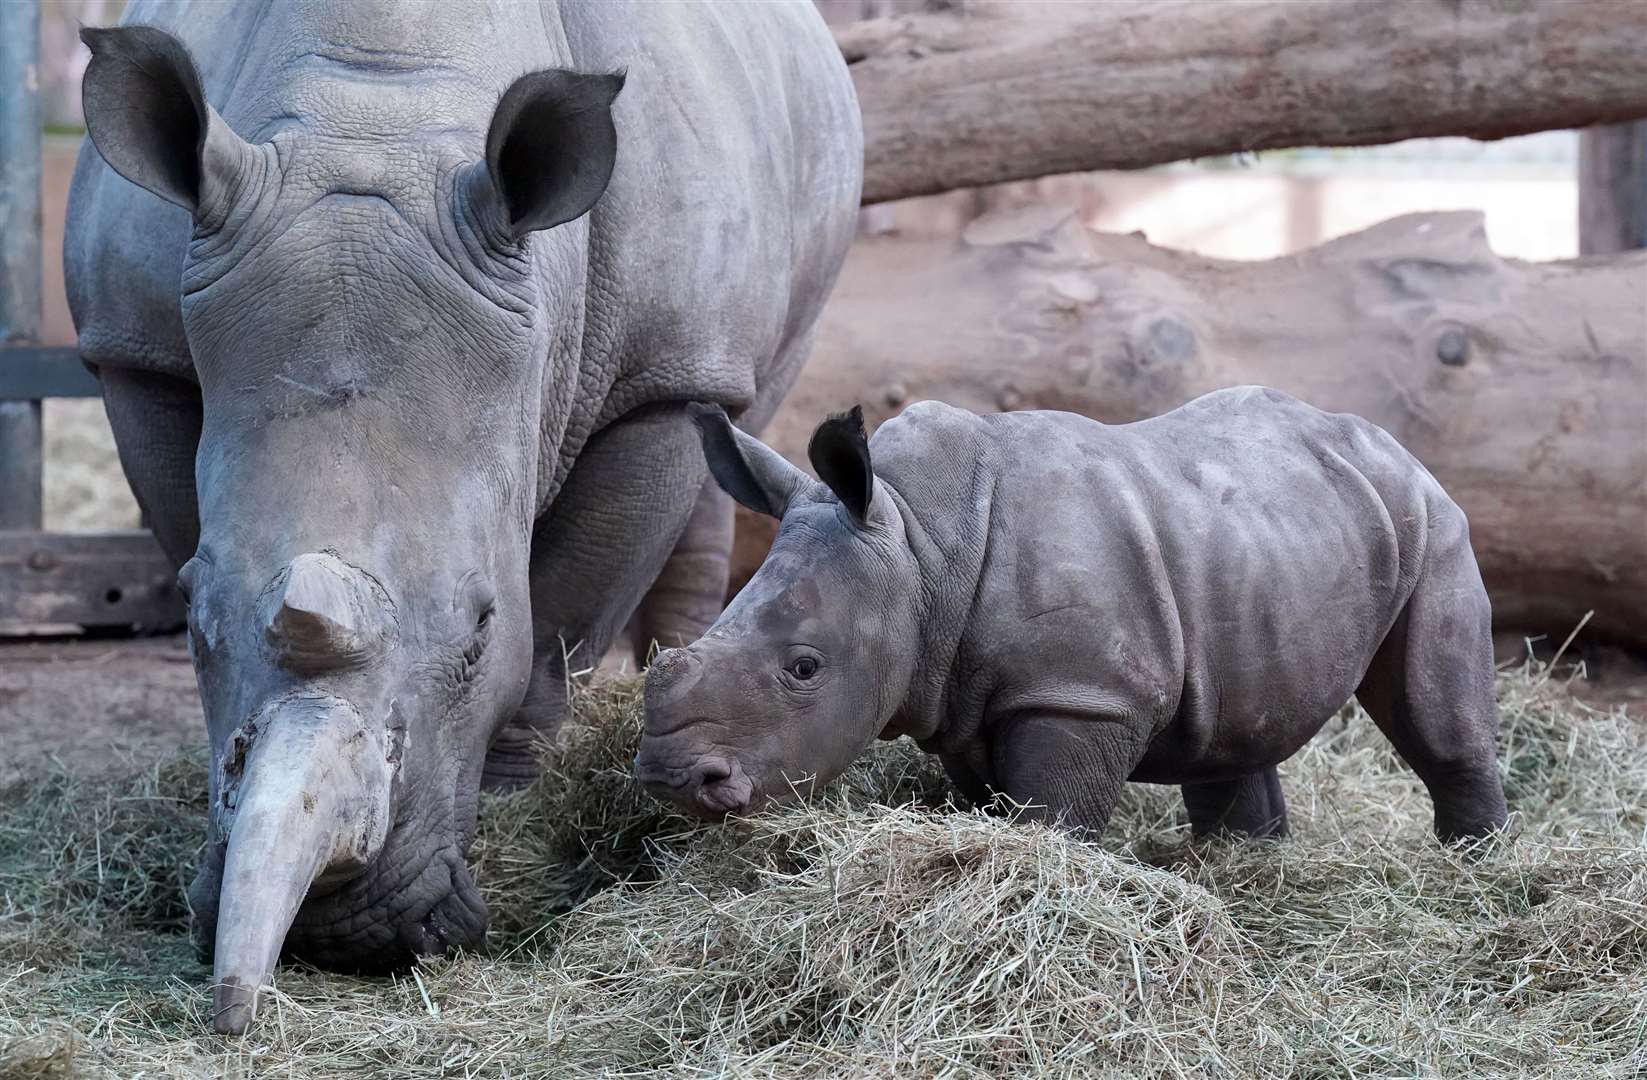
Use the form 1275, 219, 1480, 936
808, 406, 874, 527
481, 68, 625, 239
80, 26, 255, 219
690, 405, 812, 520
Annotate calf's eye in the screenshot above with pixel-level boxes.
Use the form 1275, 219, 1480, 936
789, 656, 819, 680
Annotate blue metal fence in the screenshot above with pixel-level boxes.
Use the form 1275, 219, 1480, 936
0, 0, 44, 530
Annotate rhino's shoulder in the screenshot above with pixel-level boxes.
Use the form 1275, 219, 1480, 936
1173, 384, 1316, 422
870, 400, 989, 466
64, 143, 196, 377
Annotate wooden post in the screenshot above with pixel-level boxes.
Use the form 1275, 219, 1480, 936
1580, 122, 1647, 254
0, 0, 44, 531
853, 0, 897, 237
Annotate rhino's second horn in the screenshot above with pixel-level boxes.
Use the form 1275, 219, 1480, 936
263, 553, 392, 672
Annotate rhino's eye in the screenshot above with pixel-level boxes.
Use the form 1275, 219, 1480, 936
788, 656, 819, 681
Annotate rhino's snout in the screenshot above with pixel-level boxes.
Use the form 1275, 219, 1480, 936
638, 646, 753, 816
634, 749, 753, 818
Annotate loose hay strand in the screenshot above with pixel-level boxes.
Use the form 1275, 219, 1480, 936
1, 662, 1643, 1077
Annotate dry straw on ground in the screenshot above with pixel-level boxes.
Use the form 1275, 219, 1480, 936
1, 661, 1643, 1077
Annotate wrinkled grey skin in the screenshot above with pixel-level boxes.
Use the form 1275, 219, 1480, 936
638, 389, 1509, 847
64, 0, 859, 1031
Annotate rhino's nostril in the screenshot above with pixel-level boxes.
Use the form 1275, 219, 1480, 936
693, 759, 752, 815
635, 752, 750, 816
694, 760, 732, 787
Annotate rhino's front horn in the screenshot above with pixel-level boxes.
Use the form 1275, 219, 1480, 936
263, 552, 392, 672
644, 647, 703, 710
210, 695, 394, 1035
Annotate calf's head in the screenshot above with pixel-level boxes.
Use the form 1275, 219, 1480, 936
635, 406, 924, 818
80, 26, 623, 1031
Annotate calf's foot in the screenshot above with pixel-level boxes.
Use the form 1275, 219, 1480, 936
1425, 765, 1508, 844
1182, 766, 1289, 839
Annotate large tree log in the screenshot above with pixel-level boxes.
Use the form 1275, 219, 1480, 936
739, 210, 1647, 647
841, 0, 1647, 205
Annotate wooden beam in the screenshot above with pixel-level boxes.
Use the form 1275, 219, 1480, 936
840, 0, 1647, 205
0, 530, 186, 633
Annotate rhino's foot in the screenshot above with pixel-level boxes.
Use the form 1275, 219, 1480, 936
1182, 767, 1289, 840
1429, 766, 1509, 846
190, 826, 489, 974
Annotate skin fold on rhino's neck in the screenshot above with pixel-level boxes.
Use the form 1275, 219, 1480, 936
879, 467, 994, 750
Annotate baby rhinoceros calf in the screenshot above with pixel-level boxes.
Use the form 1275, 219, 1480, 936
634, 388, 1509, 843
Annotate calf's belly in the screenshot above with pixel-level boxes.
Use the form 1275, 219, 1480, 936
1128, 708, 1336, 784
1126, 665, 1369, 785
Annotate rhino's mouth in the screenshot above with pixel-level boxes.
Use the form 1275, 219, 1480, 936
634, 748, 756, 818
188, 817, 487, 974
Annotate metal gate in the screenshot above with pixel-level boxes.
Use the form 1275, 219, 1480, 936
0, 0, 183, 634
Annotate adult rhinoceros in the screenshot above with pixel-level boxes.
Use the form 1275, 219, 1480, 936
65, 0, 860, 1033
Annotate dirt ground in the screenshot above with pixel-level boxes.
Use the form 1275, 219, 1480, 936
0, 635, 200, 783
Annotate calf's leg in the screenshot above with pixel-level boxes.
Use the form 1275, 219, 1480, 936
1181, 767, 1289, 838
991, 713, 1146, 835
1355, 537, 1508, 843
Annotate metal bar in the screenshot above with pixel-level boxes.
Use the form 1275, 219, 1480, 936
0, 346, 101, 399
0, 0, 44, 530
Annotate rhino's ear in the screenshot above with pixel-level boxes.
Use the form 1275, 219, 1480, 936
690, 404, 810, 520
80, 26, 254, 219
808, 406, 874, 528
482, 68, 625, 239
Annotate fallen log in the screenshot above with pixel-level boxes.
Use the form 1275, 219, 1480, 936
739, 209, 1647, 647
841, 0, 1647, 205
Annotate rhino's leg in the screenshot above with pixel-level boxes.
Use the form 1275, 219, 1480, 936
990, 713, 1146, 835
626, 325, 814, 664
628, 480, 733, 664
97, 367, 203, 567
938, 750, 994, 809
1181, 767, 1289, 839
1355, 541, 1508, 844
483, 404, 707, 789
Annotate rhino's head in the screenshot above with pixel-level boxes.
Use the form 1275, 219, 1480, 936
80, 26, 624, 1031
635, 406, 924, 818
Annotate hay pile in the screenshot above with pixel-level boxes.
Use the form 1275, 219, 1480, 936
2, 663, 1644, 1077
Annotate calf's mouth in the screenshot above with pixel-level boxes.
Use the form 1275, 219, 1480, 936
633, 744, 755, 818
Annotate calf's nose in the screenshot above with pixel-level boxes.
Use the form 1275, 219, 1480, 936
633, 752, 751, 817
